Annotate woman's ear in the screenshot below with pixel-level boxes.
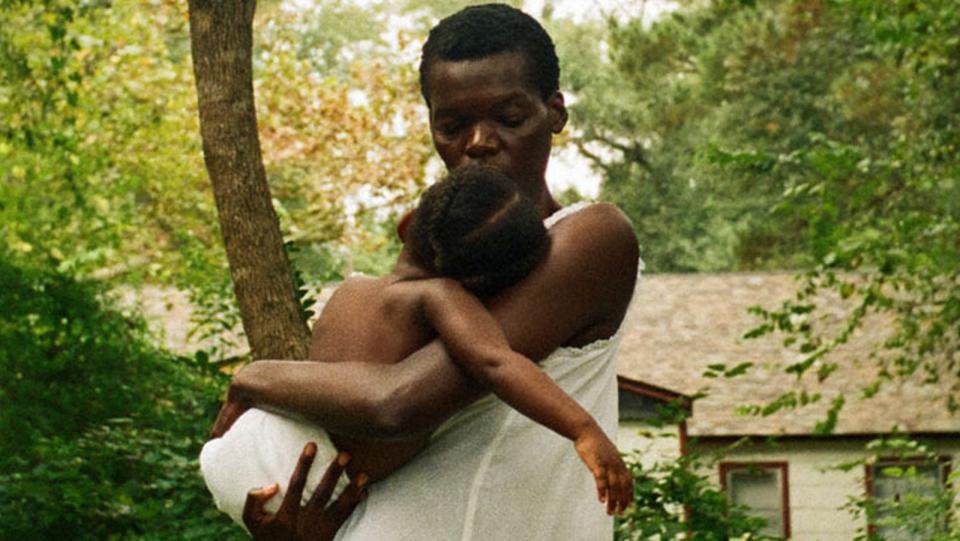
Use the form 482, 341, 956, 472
547, 92, 568, 134
397, 210, 414, 242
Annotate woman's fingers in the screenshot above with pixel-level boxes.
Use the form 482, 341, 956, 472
278, 442, 317, 518
240, 445, 368, 541
600, 467, 629, 515
327, 478, 368, 526
614, 475, 626, 515
243, 483, 279, 529
298, 460, 368, 541
307, 451, 350, 510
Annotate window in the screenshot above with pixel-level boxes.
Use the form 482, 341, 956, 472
616, 377, 688, 423
720, 462, 790, 538
867, 457, 951, 541
618, 387, 659, 421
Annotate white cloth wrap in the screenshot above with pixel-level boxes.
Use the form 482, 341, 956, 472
199, 202, 642, 540
200, 408, 343, 526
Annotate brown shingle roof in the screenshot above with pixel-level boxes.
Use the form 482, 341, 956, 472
131, 273, 958, 437
617, 273, 960, 437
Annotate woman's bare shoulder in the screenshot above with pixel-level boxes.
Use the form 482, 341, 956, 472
553, 202, 633, 234
538, 203, 639, 343
550, 203, 638, 270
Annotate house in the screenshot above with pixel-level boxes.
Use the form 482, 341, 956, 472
616, 273, 960, 541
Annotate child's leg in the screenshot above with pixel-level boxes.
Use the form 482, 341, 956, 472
199, 408, 343, 527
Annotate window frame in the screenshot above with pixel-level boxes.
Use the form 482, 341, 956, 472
864, 455, 952, 538
719, 461, 792, 539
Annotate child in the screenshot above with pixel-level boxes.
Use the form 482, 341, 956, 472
201, 165, 631, 526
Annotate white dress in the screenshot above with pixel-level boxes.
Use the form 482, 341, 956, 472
200, 203, 640, 540
336, 331, 625, 541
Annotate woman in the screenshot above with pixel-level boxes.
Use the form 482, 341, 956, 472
213, 5, 641, 540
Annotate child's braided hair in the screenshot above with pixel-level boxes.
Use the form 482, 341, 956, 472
408, 164, 550, 298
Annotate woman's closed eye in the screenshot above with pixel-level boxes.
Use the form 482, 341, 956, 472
500, 114, 527, 128
436, 120, 465, 136
435, 121, 460, 135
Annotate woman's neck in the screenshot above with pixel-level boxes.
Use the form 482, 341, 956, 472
530, 187, 561, 220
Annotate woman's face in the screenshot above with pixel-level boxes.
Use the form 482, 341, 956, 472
424, 51, 567, 202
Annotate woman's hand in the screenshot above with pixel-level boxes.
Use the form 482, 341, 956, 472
243, 443, 368, 541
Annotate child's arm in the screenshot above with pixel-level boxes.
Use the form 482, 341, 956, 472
421, 278, 632, 515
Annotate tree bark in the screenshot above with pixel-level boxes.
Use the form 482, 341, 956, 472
188, 0, 311, 360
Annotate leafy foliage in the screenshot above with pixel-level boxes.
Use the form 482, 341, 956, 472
253, 3, 433, 283
0, 0, 221, 282
0, 255, 160, 457
0, 0, 436, 349
566, 3, 959, 534
721, 0, 960, 415
0, 254, 243, 539
554, 8, 786, 272
615, 451, 771, 541
0, 0, 244, 358
568, 0, 959, 285
0, 421, 245, 540
838, 437, 960, 541
568, 0, 958, 419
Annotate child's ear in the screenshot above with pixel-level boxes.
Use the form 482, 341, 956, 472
397, 210, 414, 242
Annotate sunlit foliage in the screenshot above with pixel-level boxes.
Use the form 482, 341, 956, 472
0, 0, 216, 282
254, 4, 433, 279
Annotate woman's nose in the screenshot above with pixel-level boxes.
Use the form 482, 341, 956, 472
464, 122, 499, 158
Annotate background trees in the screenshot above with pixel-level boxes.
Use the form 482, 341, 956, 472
566, 0, 957, 412
1, 0, 429, 537
555, 2, 957, 536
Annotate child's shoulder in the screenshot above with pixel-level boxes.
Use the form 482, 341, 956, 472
329, 274, 381, 297
320, 275, 386, 312
383, 275, 458, 296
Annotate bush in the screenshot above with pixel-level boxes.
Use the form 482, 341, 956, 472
0, 256, 245, 539
842, 438, 960, 541
615, 451, 772, 541
0, 257, 155, 455
0, 421, 246, 540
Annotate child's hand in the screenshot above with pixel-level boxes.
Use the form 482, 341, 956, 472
573, 428, 633, 516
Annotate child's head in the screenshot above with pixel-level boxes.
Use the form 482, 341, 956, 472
408, 164, 549, 298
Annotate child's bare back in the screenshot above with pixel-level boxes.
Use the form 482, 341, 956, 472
308, 274, 461, 482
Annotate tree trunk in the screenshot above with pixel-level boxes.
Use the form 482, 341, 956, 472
187, 0, 311, 360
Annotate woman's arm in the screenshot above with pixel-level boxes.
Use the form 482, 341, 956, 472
227, 204, 639, 440
227, 344, 474, 439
